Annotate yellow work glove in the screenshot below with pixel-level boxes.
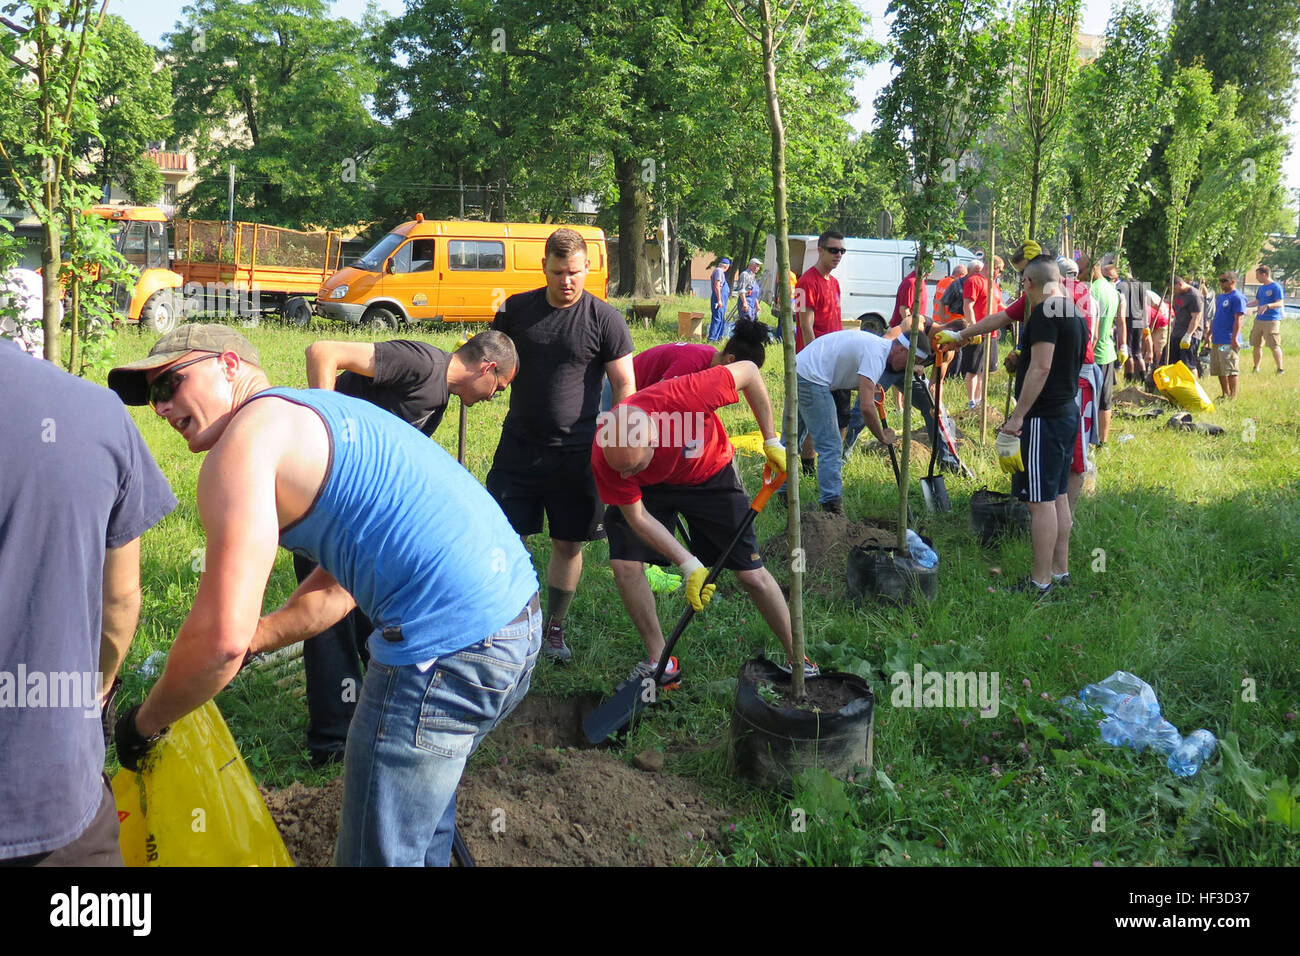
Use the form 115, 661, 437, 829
996, 430, 1024, 474
763, 436, 787, 473
934, 328, 963, 349
678, 557, 716, 612
456, 333, 471, 348
1118, 344, 1130, 364
1180, 333, 1193, 349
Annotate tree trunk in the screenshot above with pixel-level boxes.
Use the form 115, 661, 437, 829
42, 220, 61, 365
759, 3, 803, 699
1028, 139, 1043, 241
614, 154, 652, 297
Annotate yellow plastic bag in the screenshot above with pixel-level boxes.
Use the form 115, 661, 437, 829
730, 429, 767, 457
112, 700, 293, 867
1152, 361, 1215, 414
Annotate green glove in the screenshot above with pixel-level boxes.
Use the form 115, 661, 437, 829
996, 430, 1024, 474
763, 436, 787, 473
678, 557, 716, 612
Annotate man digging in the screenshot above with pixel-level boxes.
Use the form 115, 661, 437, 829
591, 361, 818, 691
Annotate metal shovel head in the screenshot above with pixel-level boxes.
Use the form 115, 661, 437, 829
921, 472, 950, 512
582, 674, 659, 743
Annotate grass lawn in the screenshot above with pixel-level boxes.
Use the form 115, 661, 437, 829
90, 298, 1300, 866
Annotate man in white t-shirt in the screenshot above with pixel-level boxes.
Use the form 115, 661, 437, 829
785, 329, 908, 514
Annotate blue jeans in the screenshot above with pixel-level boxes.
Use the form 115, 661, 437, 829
784, 375, 843, 505
335, 595, 542, 866
841, 368, 905, 461
707, 301, 729, 341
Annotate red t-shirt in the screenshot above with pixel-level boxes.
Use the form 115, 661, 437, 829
591, 365, 739, 506
633, 343, 715, 388
963, 273, 989, 322
794, 268, 842, 352
890, 271, 927, 328
1005, 279, 1099, 363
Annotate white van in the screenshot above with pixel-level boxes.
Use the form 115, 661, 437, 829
762, 235, 980, 321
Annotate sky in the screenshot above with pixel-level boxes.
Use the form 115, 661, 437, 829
113, 0, 1300, 191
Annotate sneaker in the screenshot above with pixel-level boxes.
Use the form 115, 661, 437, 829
1052, 573, 1072, 587
776, 656, 821, 679
1004, 576, 1055, 599
621, 655, 682, 692
821, 497, 844, 515
308, 748, 344, 770
542, 620, 572, 663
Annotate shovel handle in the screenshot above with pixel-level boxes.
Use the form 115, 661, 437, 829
751, 461, 787, 514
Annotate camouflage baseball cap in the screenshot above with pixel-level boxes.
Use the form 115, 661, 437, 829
108, 323, 261, 406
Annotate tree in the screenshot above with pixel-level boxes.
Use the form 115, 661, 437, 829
1014, 0, 1081, 241
166, 0, 380, 228
1169, 0, 1300, 119
876, 0, 1009, 556
1063, 0, 1169, 261
1162, 65, 1215, 283
0, 0, 115, 365
81, 14, 173, 203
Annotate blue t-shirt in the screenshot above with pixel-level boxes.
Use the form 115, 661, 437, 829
0, 340, 176, 859
1256, 281, 1284, 319
260, 388, 538, 666
1212, 290, 1249, 344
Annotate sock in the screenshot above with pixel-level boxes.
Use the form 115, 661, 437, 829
546, 586, 575, 627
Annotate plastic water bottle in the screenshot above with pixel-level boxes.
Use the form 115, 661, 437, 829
905, 530, 938, 569
1082, 460, 1098, 496
139, 650, 166, 678
1079, 671, 1161, 720
1167, 729, 1217, 777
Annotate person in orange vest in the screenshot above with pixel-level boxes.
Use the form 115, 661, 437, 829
932, 263, 968, 323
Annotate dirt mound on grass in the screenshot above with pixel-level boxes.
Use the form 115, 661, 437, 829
1114, 385, 1168, 407
261, 693, 734, 867
762, 510, 898, 595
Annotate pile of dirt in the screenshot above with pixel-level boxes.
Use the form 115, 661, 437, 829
1114, 385, 1168, 407
762, 510, 898, 595
260, 692, 735, 867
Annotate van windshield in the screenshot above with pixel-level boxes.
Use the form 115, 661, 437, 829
354, 232, 405, 272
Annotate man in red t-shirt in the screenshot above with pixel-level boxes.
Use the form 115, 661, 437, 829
890, 269, 928, 331
958, 259, 992, 406
794, 230, 846, 469
591, 362, 816, 691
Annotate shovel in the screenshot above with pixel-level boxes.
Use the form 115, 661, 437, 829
583, 463, 787, 744
920, 344, 952, 513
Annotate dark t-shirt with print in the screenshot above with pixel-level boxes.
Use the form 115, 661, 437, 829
334, 339, 451, 437
1, 339, 176, 859
1171, 288, 1203, 338
1015, 296, 1088, 419
493, 288, 633, 448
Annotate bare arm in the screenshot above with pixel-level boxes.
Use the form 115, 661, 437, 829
606, 352, 636, 405
1116, 296, 1128, 350
956, 309, 1015, 341
723, 360, 777, 440
305, 341, 378, 389
1003, 342, 1055, 434
962, 295, 976, 327
99, 537, 143, 703
134, 422, 282, 736
618, 499, 692, 567
798, 307, 815, 346
250, 566, 357, 655
1231, 311, 1244, 348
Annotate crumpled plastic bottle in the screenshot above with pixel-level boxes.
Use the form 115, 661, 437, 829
904, 529, 939, 569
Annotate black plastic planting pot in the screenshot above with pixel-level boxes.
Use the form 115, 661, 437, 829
846, 536, 939, 604
969, 487, 1030, 546
729, 657, 875, 793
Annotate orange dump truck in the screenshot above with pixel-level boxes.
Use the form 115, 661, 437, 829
86, 205, 341, 333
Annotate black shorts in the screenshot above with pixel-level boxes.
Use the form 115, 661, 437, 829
957, 336, 999, 375
1096, 361, 1116, 411
604, 461, 763, 571
1011, 410, 1078, 503
487, 440, 606, 541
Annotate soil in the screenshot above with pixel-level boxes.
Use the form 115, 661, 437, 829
758, 670, 863, 712
761, 510, 898, 596
260, 692, 735, 867
1113, 385, 1168, 407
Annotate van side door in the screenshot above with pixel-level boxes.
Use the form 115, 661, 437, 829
380, 236, 438, 321
441, 238, 508, 322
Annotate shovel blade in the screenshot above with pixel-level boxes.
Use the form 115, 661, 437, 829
582, 677, 656, 743
921, 475, 951, 513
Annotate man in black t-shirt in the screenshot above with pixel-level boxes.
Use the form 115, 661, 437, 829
488, 228, 635, 663
294, 331, 517, 766
1001, 257, 1088, 598
1169, 276, 1204, 376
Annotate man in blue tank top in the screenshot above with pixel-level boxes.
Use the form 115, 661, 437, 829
107, 324, 540, 867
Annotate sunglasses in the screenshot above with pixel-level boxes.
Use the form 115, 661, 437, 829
823, 247, 847, 255
148, 353, 219, 409
1218, 278, 1233, 285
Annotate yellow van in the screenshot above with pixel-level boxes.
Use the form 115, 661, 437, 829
316, 216, 609, 327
